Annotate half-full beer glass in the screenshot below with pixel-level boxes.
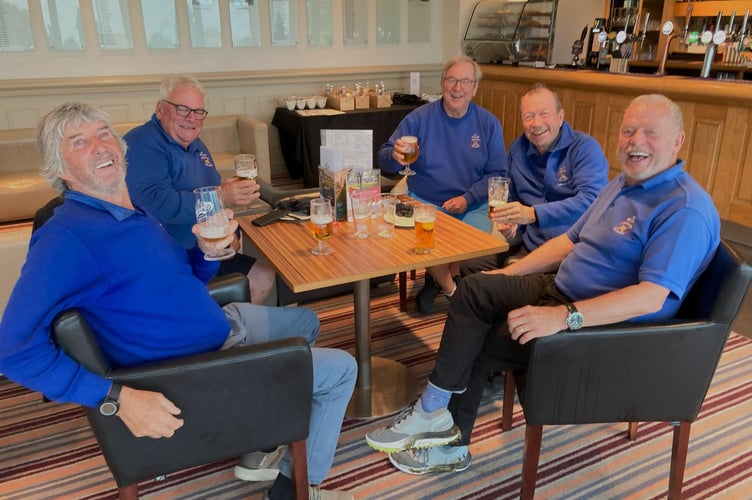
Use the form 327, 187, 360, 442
194, 186, 235, 261
234, 154, 258, 181
310, 198, 334, 255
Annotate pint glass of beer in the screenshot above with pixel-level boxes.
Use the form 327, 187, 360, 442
194, 186, 236, 261
488, 176, 510, 217
310, 198, 334, 255
234, 154, 258, 181
413, 204, 436, 254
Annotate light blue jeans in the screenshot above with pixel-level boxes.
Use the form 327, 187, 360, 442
408, 190, 492, 233
222, 303, 357, 485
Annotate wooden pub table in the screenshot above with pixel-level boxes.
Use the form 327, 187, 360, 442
237, 211, 507, 419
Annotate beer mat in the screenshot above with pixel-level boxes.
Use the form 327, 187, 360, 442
295, 109, 345, 116
280, 211, 310, 222
384, 212, 414, 228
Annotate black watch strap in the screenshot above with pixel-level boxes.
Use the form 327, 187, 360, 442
107, 382, 122, 402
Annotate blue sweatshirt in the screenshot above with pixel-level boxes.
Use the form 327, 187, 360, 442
125, 115, 221, 249
377, 99, 508, 206
508, 121, 609, 250
0, 191, 228, 407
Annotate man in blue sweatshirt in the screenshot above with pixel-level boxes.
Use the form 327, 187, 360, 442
462, 83, 609, 273
0, 103, 355, 500
125, 75, 276, 305
377, 55, 508, 314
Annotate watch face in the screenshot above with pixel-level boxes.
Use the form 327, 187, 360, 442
567, 311, 584, 330
99, 400, 119, 416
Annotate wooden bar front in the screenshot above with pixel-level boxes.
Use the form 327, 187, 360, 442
475, 65, 752, 227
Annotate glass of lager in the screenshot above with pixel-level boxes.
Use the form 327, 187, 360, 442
234, 154, 258, 182
488, 176, 510, 217
413, 204, 436, 254
399, 136, 419, 176
193, 186, 236, 261
310, 198, 334, 255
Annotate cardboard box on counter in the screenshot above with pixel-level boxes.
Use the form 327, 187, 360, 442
369, 94, 393, 108
354, 95, 370, 109
327, 96, 354, 111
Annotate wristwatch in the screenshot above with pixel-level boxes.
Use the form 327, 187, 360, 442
565, 303, 584, 331
98, 383, 121, 417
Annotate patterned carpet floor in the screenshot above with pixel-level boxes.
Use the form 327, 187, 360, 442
1, 274, 751, 499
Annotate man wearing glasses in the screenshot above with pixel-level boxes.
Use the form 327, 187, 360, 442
124, 75, 276, 307
377, 55, 509, 314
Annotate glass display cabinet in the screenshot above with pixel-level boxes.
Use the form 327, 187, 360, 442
463, 0, 557, 65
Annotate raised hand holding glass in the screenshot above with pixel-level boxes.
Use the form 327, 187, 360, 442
194, 186, 236, 261
399, 136, 419, 176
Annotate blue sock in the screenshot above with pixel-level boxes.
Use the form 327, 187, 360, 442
420, 382, 452, 413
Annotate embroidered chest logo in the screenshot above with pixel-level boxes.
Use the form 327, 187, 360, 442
613, 216, 635, 236
556, 164, 570, 183
470, 134, 481, 149
199, 152, 214, 168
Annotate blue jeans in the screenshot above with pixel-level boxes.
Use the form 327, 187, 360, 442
408, 190, 492, 233
222, 303, 357, 485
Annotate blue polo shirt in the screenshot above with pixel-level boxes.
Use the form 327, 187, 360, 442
555, 161, 720, 321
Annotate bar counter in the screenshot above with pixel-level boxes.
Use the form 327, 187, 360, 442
476, 64, 752, 228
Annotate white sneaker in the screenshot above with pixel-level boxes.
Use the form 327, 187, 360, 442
234, 445, 285, 482
308, 486, 354, 500
365, 401, 461, 453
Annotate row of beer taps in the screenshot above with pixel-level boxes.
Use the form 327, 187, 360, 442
656, 1, 750, 78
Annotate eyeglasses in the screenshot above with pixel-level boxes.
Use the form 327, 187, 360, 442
443, 77, 476, 89
162, 100, 208, 120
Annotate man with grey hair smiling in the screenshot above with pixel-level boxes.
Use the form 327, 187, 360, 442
125, 74, 276, 307
0, 102, 356, 500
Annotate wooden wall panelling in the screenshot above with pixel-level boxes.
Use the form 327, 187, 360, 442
681, 103, 726, 195
714, 107, 752, 225
475, 65, 752, 227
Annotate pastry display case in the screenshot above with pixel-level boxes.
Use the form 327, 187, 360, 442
463, 0, 557, 65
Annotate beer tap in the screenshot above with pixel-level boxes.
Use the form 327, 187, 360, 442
680, 2, 693, 48
656, 21, 679, 76
636, 12, 649, 53
739, 10, 750, 53
724, 11, 737, 63
700, 12, 725, 78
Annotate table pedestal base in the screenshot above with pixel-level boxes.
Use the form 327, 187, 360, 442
346, 356, 419, 419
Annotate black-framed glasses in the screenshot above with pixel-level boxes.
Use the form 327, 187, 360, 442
162, 100, 209, 120
443, 77, 476, 89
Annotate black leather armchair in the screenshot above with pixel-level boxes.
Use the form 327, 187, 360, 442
500, 240, 752, 500
52, 273, 312, 500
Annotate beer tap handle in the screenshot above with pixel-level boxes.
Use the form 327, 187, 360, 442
681, 3, 693, 45
640, 13, 650, 48
739, 10, 749, 52
728, 11, 736, 39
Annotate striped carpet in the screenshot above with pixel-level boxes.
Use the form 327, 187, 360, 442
1, 274, 751, 499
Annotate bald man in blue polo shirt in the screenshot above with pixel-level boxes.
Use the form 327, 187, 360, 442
365, 94, 721, 475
